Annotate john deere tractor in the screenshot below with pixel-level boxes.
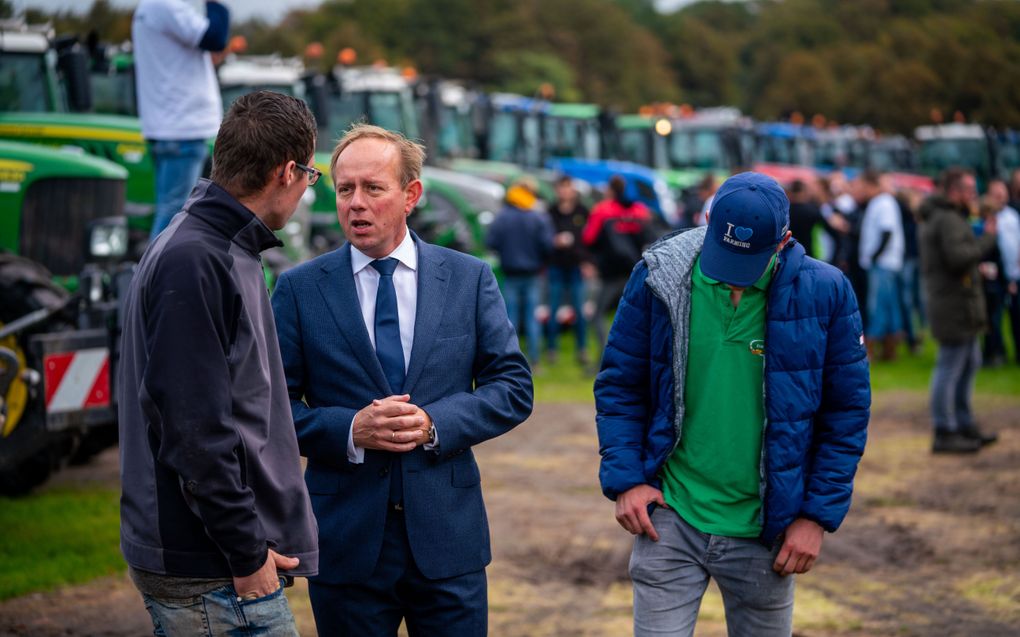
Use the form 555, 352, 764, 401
0, 139, 130, 495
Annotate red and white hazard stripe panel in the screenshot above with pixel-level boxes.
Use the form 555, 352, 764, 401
43, 348, 110, 413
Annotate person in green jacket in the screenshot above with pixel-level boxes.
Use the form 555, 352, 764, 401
919, 168, 1000, 454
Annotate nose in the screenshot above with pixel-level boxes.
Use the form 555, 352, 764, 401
348, 185, 368, 211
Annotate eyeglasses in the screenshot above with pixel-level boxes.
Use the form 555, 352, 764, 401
294, 162, 322, 186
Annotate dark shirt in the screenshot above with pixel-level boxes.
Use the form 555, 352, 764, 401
789, 201, 824, 258
548, 201, 590, 269
898, 196, 919, 260
485, 204, 554, 275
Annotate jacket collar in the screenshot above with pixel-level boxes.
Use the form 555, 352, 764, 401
644, 226, 804, 298
184, 178, 283, 255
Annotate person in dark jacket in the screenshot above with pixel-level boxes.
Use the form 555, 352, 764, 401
118, 91, 321, 634
485, 176, 554, 367
595, 172, 870, 637
919, 168, 999, 453
546, 175, 593, 365
582, 175, 653, 359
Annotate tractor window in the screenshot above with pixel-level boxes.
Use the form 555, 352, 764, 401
0, 53, 51, 112
221, 84, 301, 112
91, 70, 137, 116
669, 130, 726, 170
919, 139, 989, 175
369, 91, 409, 136
488, 112, 517, 162
618, 129, 650, 165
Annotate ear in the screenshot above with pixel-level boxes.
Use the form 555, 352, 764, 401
776, 230, 793, 253
277, 160, 298, 187
404, 179, 423, 214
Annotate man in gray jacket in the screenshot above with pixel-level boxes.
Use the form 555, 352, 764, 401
118, 91, 321, 634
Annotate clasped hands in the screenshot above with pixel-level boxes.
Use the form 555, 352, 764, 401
352, 394, 431, 452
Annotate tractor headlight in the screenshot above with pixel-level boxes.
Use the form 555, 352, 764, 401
87, 218, 128, 260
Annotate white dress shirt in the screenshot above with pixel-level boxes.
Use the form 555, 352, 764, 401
859, 192, 905, 271
997, 205, 1020, 283
347, 230, 434, 462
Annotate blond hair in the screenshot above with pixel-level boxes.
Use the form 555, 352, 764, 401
330, 123, 426, 187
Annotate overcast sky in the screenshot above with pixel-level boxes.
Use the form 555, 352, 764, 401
12, 0, 704, 25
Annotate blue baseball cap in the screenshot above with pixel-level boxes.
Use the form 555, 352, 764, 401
701, 172, 790, 287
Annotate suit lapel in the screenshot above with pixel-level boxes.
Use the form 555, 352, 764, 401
404, 237, 449, 393
316, 244, 391, 396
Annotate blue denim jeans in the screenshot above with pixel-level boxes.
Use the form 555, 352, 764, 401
629, 507, 794, 637
149, 138, 208, 240
930, 338, 981, 432
898, 258, 924, 346
501, 274, 541, 364
866, 266, 903, 339
142, 579, 299, 636
545, 265, 588, 355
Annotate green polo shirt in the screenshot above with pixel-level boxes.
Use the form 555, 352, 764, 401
660, 255, 774, 538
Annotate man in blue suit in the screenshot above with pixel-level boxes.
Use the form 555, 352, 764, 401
272, 124, 533, 635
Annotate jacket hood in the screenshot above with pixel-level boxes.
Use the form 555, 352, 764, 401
643, 226, 805, 297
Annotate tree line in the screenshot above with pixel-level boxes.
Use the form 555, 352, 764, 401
7, 0, 1020, 134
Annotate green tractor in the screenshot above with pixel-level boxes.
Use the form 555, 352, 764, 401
614, 108, 752, 193
0, 20, 159, 250
0, 140, 131, 495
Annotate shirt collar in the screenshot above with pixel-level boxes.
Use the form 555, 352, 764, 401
695, 253, 776, 291
351, 228, 418, 275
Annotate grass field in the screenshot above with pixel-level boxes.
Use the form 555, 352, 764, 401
0, 487, 122, 599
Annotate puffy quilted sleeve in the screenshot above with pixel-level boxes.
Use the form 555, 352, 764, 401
800, 272, 870, 531
595, 261, 654, 500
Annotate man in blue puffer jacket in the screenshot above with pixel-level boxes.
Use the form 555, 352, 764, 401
595, 172, 870, 637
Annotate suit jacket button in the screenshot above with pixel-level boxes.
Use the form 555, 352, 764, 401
379, 468, 389, 476
185, 480, 198, 493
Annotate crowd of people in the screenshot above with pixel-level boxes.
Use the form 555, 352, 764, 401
486, 163, 1016, 459
486, 174, 655, 374
486, 165, 1020, 376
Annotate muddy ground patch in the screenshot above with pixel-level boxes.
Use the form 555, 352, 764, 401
1, 394, 1018, 636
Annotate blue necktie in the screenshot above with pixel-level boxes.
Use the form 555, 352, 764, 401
371, 258, 405, 394
371, 258, 405, 506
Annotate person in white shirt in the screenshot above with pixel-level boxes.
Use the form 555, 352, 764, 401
132, 0, 229, 239
986, 179, 1020, 365
858, 170, 905, 360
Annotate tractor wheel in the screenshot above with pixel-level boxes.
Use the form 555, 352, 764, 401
0, 255, 70, 496
0, 254, 69, 323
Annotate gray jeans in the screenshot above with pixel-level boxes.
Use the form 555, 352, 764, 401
930, 338, 981, 432
629, 507, 794, 637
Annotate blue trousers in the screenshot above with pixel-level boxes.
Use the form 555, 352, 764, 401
142, 578, 298, 636
501, 274, 542, 364
866, 266, 903, 339
308, 508, 487, 636
149, 138, 208, 240
629, 508, 794, 637
545, 265, 588, 355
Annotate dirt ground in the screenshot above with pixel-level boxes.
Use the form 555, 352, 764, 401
1, 393, 1018, 636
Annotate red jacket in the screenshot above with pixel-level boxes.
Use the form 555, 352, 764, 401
582, 198, 652, 247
